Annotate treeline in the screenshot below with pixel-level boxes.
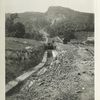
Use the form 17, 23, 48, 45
46, 20, 94, 43
5, 13, 43, 41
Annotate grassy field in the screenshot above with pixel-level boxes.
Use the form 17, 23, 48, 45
6, 37, 45, 83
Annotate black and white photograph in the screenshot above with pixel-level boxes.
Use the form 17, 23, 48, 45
5, 0, 94, 100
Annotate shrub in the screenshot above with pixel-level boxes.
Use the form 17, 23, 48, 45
14, 22, 25, 38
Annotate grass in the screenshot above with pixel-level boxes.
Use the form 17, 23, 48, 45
6, 37, 45, 83
6, 37, 42, 50
74, 31, 94, 41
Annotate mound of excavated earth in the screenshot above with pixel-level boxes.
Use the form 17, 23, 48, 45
7, 43, 94, 100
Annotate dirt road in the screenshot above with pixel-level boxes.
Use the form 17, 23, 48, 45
7, 42, 94, 100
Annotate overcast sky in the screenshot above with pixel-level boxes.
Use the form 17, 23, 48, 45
5, 0, 94, 13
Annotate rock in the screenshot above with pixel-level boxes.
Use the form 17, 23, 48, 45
37, 68, 47, 76
76, 90, 83, 93
28, 81, 35, 88
23, 41, 27, 44
83, 71, 86, 74
25, 46, 33, 50
82, 87, 85, 90
78, 73, 81, 75
91, 73, 94, 76
38, 81, 45, 86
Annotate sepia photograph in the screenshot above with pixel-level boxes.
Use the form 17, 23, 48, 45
5, 0, 94, 100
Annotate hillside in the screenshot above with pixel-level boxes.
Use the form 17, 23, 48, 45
6, 37, 45, 83
45, 6, 94, 25
5, 6, 94, 40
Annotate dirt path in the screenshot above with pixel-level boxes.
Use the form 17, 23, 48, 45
39, 29, 49, 43
6, 43, 94, 100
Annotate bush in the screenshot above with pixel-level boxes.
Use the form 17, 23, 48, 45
63, 32, 76, 44
14, 22, 25, 38
6, 14, 26, 38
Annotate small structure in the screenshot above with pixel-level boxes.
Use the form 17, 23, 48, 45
87, 37, 94, 41
86, 37, 94, 44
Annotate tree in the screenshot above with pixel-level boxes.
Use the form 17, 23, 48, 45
14, 22, 25, 38
10, 13, 18, 21
5, 17, 14, 33
63, 31, 73, 44
5, 13, 18, 35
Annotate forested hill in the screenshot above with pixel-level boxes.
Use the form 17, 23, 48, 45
5, 6, 94, 41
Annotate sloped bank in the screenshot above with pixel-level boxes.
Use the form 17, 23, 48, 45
6, 51, 47, 93
6, 37, 45, 84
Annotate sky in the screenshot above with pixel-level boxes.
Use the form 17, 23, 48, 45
5, 0, 94, 13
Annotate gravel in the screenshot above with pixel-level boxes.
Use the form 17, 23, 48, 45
7, 43, 94, 100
